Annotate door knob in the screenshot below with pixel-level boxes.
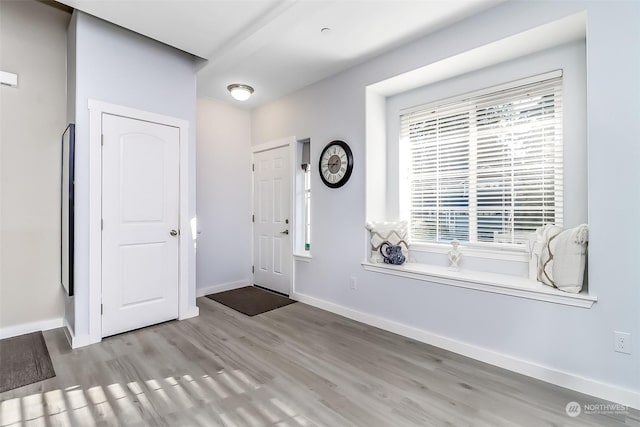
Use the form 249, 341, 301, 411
280, 230, 289, 235
170, 229, 178, 236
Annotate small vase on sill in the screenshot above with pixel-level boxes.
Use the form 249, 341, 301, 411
448, 239, 462, 271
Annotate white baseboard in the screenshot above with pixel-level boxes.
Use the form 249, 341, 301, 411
61, 304, 201, 349
291, 291, 640, 410
196, 280, 248, 297
62, 322, 73, 348
0, 317, 63, 340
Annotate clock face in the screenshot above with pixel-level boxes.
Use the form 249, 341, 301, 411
319, 140, 353, 188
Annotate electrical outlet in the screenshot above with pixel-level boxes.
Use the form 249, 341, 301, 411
614, 331, 632, 354
350, 276, 357, 290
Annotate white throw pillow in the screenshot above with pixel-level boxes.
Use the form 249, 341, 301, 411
537, 224, 589, 293
365, 221, 409, 263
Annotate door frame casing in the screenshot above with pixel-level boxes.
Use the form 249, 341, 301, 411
85, 100, 195, 346
251, 137, 297, 295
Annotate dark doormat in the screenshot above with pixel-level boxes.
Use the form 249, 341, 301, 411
206, 286, 296, 316
0, 331, 55, 393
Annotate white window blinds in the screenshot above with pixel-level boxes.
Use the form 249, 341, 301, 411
401, 72, 563, 245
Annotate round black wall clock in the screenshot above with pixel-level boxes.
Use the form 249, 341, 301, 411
319, 140, 353, 188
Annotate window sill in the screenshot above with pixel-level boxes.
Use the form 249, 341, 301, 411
411, 242, 530, 263
361, 261, 596, 308
294, 253, 312, 262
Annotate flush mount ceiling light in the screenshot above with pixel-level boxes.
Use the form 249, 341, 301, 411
227, 83, 254, 101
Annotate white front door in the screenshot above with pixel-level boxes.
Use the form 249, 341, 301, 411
253, 146, 292, 295
102, 114, 180, 337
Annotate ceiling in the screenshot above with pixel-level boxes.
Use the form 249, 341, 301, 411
56, 0, 505, 108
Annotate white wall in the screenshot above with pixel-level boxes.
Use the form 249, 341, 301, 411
0, 1, 70, 330
252, 0, 640, 404
196, 98, 252, 294
68, 11, 198, 337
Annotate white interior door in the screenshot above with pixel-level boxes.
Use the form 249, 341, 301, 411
253, 146, 292, 295
102, 114, 180, 337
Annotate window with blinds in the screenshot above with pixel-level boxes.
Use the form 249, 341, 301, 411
401, 72, 563, 246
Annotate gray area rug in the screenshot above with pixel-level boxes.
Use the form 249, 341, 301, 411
206, 286, 296, 316
0, 331, 56, 393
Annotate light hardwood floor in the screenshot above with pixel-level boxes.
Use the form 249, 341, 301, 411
1, 297, 638, 426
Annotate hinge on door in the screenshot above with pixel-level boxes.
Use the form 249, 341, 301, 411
252, 214, 255, 223
101, 304, 103, 315
252, 163, 255, 172
101, 134, 104, 146
252, 266, 254, 274
101, 219, 103, 230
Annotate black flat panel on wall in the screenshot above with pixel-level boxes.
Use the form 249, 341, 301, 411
61, 123, 75, 296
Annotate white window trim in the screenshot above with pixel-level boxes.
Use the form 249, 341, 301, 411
399, 70, 562, 117
400, 70, 564, 246
294, 253, 313, 263
361, 261, 596, 308
294, 138, 312, 257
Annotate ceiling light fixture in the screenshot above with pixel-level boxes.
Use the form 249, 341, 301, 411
227, 83, 254, 101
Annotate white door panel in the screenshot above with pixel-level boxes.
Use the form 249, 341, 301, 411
253, 146, 291, 295
102, 114, 180, 337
